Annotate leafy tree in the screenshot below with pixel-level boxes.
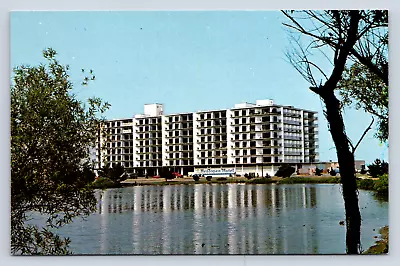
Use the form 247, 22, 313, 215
11, 48, 110, 255
283, 10, 387, 254
275, 164, 296, 178
338, 63, 388, 142
367, 159, 389, 178
315, 168, 322, 176
98, 163, 126, 183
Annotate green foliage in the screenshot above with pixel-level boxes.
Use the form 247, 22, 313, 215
247, 178, 276, 184
192, 174, 200, 181
275, 164, 296, 178
338, 63, 388, 142
206, 176, 212, 181
374, 174, 388, 196
98, 163, 126, 183
357, 178, 375, 190
92, 177, 121, 190
330, 169, 337, 176
367, 159, 389, 178
11, 48, 110, 255
315, 168, 322, 176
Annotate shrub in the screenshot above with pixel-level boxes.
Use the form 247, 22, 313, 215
330, 169, 337, 176
264, 173, 271, 178
315, 168, 322, 176
368, 159, 389, 178
247, 178, 275, 184
217, 177, 227, 181
206, 176, 212, 181
93, 177, 120, 189
275, 164, 296, 178
193, 174, 200, 181
357, 178, 375, 190
360, 165, 367, 175
244, 173, 249, 179
374, 174, 388, 196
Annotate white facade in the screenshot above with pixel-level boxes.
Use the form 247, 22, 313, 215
96, 100, 319, 176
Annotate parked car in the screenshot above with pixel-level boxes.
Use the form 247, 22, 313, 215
172, 172, 183, 178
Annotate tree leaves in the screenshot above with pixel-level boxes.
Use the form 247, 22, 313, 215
11, 48, 110, 255
338, 63, 388, 142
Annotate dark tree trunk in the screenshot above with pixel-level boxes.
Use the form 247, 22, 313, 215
322, 91, 361, 254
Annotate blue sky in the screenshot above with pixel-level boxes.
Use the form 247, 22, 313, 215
10, 11, 388, 164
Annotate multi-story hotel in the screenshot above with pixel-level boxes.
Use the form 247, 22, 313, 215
95, 100, 319, 177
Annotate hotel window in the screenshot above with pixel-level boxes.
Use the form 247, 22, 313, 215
208, 151, 212, 156
236, 158, 240, 163
200, 129, 205, 134
208, 144, 212, 149
234, 119, 239, 124
207, 121, 211, 126
201, 159, 205, 164
201, 144, 205, 149
216, 159, 221, 164
242, 118, 246, 124
208, 159, 212, 164
200, 122, 205, 127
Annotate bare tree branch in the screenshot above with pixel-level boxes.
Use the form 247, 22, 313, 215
352, 117, 375, 154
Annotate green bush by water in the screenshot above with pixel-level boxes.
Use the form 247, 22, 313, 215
374, 174, 388, 196
93, 177, 121, 189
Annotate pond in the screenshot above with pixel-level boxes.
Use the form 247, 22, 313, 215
57, 183, 388, 255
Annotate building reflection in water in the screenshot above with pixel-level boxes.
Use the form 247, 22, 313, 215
95, 183, 318, 254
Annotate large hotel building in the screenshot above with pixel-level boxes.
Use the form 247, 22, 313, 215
95, 99, 319, 177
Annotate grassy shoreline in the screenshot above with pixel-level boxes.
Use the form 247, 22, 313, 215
363, 226, 389, 254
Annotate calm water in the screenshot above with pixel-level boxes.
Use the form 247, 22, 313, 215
56, 184, 388, 255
